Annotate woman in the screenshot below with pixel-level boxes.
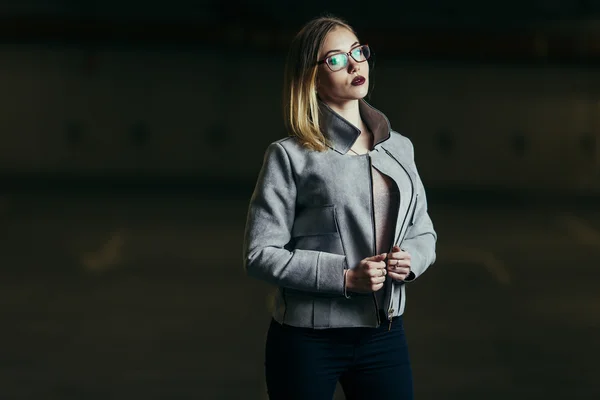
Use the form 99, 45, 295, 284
243, 15, 437, 400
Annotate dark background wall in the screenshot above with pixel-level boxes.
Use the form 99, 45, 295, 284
1, 2, 599, 400
1, 0, 599, 194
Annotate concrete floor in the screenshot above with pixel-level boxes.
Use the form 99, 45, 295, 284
1, 191, 599, 399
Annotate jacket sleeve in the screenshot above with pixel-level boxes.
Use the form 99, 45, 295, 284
401, 142, 437, 282
243, 142, 347, 295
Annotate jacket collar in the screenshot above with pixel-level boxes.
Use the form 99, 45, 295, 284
319, 99, 391, 154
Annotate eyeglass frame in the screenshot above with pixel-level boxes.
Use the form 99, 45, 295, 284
316, 44, 371, 72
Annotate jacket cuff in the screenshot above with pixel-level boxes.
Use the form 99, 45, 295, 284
316, 252, 347, 295
401, 245, 422, 282
403, 271, 417, 282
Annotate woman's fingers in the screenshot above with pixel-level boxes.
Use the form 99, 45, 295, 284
389, 250, 411, 261
367, 265, 386, 277
353, 275, 385, 292
387, 259, 411, 269
371, 283, 384, 291
366, 260, 386, 268
389, 266, 410, 275
350, 253, 402, 292
388, 270, 410, 281
360, 260, 386, 281
364, 253, 387, 262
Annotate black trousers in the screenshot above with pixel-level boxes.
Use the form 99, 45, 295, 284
264, 312, 413, 400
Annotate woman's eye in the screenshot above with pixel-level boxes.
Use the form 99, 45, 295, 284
329, 54, 346, 66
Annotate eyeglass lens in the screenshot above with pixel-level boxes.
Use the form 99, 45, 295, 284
327, 45, 370, 71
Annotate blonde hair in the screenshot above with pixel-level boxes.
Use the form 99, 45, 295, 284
283, 16, 356, 151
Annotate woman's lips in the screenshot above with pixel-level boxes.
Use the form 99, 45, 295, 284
351, 76, 365, 86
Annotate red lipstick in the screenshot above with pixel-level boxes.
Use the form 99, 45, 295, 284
351, 76, 365, 86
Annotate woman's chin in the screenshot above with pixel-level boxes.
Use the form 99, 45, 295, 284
319, 88, 369, 104
351, 85, 369, 99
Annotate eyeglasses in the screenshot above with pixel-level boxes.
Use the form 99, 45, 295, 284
317, 44, 371, 72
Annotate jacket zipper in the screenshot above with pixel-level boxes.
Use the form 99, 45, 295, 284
367, 154, 381, 327
386, 181, 401, 331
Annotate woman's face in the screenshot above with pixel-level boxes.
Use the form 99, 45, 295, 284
316, 27, 369, 106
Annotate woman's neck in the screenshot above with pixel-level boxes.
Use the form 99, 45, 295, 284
327, 100, 360, 129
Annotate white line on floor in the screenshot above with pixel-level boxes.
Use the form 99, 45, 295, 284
558, 214, 600, 247
81, 229, 126, 273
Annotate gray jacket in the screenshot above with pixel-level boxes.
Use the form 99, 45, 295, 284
243, 99, 437, 328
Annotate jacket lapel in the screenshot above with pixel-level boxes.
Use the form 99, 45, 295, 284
376, 145, 418, 246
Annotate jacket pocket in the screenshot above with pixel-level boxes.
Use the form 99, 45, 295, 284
290, 205, 344, 255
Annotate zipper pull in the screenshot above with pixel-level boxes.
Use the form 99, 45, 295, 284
388, 309, 394, 331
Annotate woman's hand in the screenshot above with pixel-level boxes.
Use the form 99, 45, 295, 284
387, 245, 411, 281
346, 254, 387, 293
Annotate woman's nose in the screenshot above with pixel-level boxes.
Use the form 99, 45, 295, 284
347, 57, 360, 73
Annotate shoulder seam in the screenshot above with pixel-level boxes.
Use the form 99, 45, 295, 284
275, 140, 298, 187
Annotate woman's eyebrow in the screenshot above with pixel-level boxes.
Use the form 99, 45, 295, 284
322, 42, 360, 57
